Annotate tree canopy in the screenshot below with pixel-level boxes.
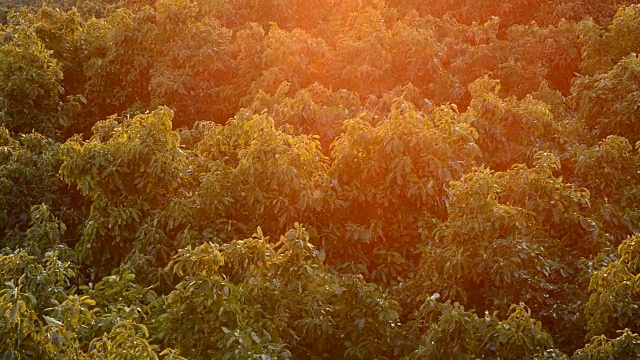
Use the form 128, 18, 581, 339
1, 0, 640, 358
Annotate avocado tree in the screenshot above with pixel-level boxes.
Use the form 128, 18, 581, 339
416, 153, 605, 351
154, 225, 402, 359
60, 107, 190, 277
0, 9, 84, 137
327, 100, 480, 282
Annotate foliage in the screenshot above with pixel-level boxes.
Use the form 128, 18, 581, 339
0, 243, 79, 359
571, 54, 640, 144
585, 234, 640, 339
0, 128, 85, 243
577, 5, 640, 76
406, 298, 562, 359
327, 100, 479, 281
60, 107, 189, 275
570, 136, 640, 241
1, 0, 640, 358
572, 329, 640, 360
181, 110, 328, 240
463, 77, 582, 169
0, 8, 84, 137
246, 82, 362, 149
417, 154, 604, 350
155, 225, 401, 359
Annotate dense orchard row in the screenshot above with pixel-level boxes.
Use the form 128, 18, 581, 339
1, 0, 640, 358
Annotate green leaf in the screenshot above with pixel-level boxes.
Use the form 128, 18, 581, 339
43, 315, 63, 327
